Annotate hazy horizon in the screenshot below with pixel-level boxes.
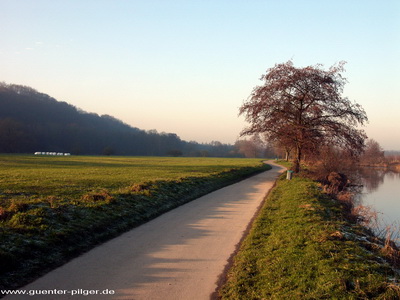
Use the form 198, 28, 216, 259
1, 0, 399, 149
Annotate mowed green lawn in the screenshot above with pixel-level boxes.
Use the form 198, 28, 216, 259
0, 155, 265, 202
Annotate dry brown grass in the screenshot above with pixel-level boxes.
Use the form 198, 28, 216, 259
351, 204, 379, 227
81, 190, 115, 204
323, 177, 400, 272
380, 226, 400, 268
0, 206, 8, 221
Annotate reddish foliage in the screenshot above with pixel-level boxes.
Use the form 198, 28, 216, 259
240, 61, 368, 172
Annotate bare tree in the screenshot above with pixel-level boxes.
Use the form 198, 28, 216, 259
361, 139, 385, 165
239, 61, 368, 172
235, 139, 257, 158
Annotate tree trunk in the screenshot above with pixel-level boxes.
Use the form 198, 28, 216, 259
294, 145, 302, 173
285, 150, 290, 161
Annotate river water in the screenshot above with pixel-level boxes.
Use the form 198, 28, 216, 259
356, 167, 400, 235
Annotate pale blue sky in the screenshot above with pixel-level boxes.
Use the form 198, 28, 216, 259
1, 0, 399, 149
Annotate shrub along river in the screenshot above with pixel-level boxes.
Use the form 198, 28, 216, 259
356, 166, 400, 241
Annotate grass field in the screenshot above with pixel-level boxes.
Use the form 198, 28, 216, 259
0, 155, 267, 200
0, 155, 269, 290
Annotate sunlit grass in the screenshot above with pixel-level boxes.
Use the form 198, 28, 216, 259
220, 175, 400, 299
0, 154, 269, 290
0, 155, 264, 201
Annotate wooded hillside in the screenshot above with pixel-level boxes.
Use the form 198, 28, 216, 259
0, 83, 235, 156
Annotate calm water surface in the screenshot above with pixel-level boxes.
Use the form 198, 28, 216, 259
357, 167, 400, 230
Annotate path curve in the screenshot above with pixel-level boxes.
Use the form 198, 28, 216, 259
6, 161, 285, 300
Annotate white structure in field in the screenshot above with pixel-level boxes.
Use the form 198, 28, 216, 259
34, 152, 71, 156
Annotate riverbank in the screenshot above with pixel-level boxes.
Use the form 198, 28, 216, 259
219, 174, 400, 299
360, 162, 400, 172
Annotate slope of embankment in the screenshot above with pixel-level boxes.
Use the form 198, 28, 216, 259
220, 174, 400, 299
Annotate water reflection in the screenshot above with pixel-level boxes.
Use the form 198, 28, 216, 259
357, 166, 400, 237
357, 167, 387, 192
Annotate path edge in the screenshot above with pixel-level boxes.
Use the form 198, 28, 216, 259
211, 162, 286, 299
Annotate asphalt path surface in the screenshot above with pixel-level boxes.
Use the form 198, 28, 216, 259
5, 162, 285, 300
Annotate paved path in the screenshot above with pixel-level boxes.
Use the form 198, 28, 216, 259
6, 162, 285, 300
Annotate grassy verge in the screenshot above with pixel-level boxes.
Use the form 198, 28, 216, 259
220, 175, 400, 299
0, 156, 270, 290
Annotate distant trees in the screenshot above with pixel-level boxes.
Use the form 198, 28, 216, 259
385, 151, 400, 164
235, 139, 259, 158
102, 146, 115, 156
360, 139, 385, 165
0, 118, 36, 153
235, 135, 275, 158
239, 61, 368, 172
166, 149, 183, 157
0, 82, 239, 157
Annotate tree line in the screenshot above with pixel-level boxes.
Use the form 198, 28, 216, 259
361, 139, 400, 167
0, 83, 251, 157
